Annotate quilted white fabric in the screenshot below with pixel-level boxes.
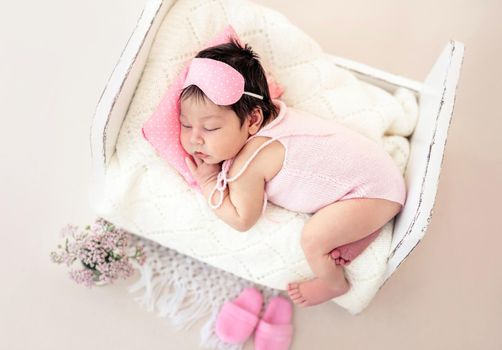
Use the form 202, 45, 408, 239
95, 0, 418, 314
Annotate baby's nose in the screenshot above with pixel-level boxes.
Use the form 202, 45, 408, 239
189, 130, 204, 144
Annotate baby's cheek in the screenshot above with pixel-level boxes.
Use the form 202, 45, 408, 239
179, 135, 189, 153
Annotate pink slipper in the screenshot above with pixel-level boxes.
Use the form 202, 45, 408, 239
254, 295, 293, 350
215, 287, 263, 344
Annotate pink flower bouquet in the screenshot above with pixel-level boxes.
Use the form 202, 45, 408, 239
50, 218, 147, 288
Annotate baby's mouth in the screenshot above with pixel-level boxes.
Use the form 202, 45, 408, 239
194, 151, 209, 158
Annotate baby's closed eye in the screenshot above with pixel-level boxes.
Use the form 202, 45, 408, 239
181, 124, 221, 131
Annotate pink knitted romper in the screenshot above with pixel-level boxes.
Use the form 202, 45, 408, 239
209, 99, 407, 216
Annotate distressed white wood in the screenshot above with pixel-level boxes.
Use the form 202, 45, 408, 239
88, 0, 464, 284
331, 55, 423, 94
383, 41, 465, 282
89, 0, 174, 209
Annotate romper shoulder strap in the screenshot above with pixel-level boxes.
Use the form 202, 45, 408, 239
208, 136, 280, 210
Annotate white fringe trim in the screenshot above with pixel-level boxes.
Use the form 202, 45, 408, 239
127, 235, 281, 350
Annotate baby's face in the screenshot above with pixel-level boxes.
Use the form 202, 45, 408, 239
179, 96, 251, 164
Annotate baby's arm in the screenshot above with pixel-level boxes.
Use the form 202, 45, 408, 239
185, 157, 242, 229
201, 162, 266, 232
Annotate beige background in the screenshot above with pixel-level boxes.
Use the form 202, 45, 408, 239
1, 0, 501, 349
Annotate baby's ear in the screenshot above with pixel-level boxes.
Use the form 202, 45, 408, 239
247, 107, 264, 135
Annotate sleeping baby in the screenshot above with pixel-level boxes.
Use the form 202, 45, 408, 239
180, 39, 406, 307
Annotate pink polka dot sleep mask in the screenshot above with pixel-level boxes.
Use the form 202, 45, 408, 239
182, 57, 264, 105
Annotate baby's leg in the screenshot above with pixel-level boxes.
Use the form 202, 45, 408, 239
330, 228, 382, 266
288, 198, 401, 307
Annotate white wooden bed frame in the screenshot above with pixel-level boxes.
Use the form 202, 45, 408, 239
89, 0, 464, 286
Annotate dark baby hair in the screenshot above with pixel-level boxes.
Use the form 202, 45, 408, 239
179, 38, 279, 127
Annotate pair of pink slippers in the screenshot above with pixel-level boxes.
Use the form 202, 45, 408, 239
215, 287, 293, 349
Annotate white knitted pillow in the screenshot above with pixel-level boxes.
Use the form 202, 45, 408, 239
97, 0, 418, 314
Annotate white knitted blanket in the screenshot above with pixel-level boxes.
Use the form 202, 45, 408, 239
95, 0, 418, 319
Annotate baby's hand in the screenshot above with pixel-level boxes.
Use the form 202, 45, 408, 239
185, 156, 221, 189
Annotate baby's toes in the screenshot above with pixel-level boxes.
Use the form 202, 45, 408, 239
330, 248, 342, 259
289, 293, 306, 305
287, 286, 301, 297
330, 249, 341, 259
287, 284, 305, 303
343, 250, 355, 261
288, 283, 299, 291
288, 289, 302, 299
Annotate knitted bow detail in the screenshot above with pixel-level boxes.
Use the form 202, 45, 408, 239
208, 160, 232, 209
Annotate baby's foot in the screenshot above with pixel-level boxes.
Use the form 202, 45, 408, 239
287, 278, 349, 307
330, 229, 382, 266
